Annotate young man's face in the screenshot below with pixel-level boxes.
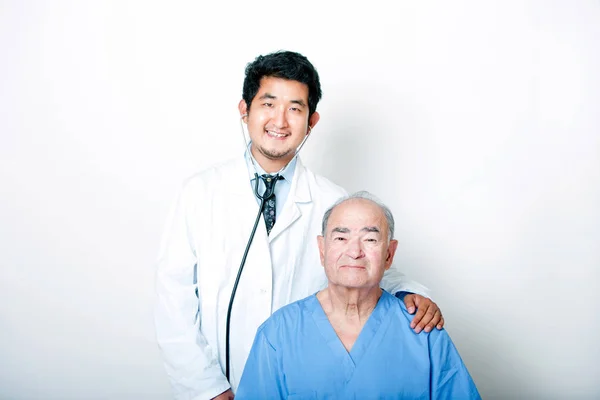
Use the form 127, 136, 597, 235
318, 199, 399, 290
239, 76, 320, 172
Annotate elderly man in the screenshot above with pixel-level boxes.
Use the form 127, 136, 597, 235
236, 192, 481, 399
155, 51, 443, 399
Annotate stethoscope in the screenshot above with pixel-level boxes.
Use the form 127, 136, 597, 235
224, 113, 311, 381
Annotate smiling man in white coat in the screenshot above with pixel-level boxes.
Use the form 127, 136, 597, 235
154, 50, 445, 400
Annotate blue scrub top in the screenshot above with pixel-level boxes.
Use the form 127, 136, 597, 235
237, 290, 481, 399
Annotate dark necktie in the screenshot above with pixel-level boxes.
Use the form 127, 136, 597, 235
260, 174, 281, 235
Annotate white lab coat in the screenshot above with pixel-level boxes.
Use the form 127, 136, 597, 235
154, 156, 430, 399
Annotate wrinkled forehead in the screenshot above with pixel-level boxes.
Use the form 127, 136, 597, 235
327, 198, 388, 233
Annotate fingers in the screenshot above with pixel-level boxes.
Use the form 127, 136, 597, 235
405, 295, 445, 333
410, 300, 429, 330
437, 315, 445, 330
403, 294, 417, 315
423, 309, 443, 333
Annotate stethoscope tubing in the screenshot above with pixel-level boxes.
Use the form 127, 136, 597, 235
225, 114, 310, 382
225, 173, 277, 381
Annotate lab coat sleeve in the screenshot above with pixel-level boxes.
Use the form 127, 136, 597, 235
235, 327, 286, 400
429, 329, 481, 400
380, 261, 431, 298
154, 185, 231, 400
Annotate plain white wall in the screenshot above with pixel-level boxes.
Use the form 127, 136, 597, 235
1, 1, 599, 399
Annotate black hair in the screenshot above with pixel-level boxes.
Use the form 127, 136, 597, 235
242, 50, 322, 116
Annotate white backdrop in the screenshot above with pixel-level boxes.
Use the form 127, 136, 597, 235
1, 1, 599, 399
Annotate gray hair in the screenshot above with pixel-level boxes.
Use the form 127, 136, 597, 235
321, 191, 395, 241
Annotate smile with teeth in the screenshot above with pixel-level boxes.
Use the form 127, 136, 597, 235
266, 130, 290, 139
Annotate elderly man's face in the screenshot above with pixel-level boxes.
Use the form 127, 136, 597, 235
318, 199, 399, 290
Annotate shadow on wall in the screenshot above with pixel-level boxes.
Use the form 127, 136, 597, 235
446, 310, 531, 399
303, 86, 421, 198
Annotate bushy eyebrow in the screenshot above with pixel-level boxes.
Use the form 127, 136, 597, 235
258, 93, 276, 100
290, 99, 306, 107
331, 227, 350, 234
362, 227, 380, 234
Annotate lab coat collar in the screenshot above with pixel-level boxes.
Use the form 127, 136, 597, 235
289, 157, 311, 203
229, 154, 312, 240
244, 146, 297, 185
231, 154, 311, 204
267, 157, 311, 240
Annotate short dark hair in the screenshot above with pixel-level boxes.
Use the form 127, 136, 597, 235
242, 50, 322, 116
